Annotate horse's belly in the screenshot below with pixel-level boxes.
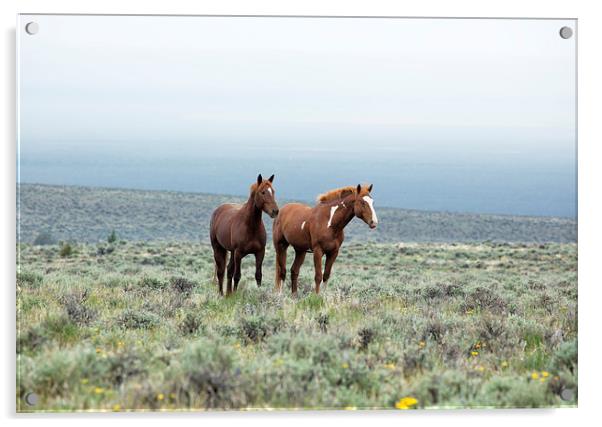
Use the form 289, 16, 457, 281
284, 230, 311, 251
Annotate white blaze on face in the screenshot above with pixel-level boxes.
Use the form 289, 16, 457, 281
363, 196, 378, 224
301, 221, 306, 230
327, 205, 339, 228
267, 188, 272, 195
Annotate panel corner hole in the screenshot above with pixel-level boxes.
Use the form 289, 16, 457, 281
25, 22, 39, 35
559, 26, 573, 39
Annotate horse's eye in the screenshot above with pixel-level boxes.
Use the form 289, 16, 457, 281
261, 191, 265, 195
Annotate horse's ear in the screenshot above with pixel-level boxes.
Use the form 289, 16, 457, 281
368, 184, 373, 192
268, 174, 275, 183
356, 184, 362, 194
257, 174, 263, 185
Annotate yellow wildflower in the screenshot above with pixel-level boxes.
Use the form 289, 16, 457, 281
95, 348, 102, 354
531, 372, 539, 380
94, 387, 104, 394
81, 378, 89, 385
501, 361, 508, 368
341, 362, 349, 369
541, 371, 549, 378
344, 406, 357, 410
471, 351, 479, 357
418, 341, 426, 348
395, 396, 418, 410
157, 393, 165, 401
384, 363, 396, 370
112, 404, 121, 412
474, 365, 485, 372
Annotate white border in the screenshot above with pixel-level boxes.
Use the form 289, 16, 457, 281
3, 1, 601, 426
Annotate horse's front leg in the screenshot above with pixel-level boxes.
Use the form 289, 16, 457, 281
322, 249, 339, 289
232, 249, 243, 293
254, 248, 265, 288
312, 247, 324, 294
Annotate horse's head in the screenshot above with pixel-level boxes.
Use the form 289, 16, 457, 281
254, 174, 279, 218
353, 184, 378, 229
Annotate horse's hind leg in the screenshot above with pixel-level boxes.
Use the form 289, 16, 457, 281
274, 242, 288, 292
254, 248, 265, 288
226, 252, 235, 293
322, 249, 339, 289
212, 244, 227, 296
290, 249, 306, 296
232, 249, 243, 294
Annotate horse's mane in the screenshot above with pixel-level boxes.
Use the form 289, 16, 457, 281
316, 186, 356, 203
249, 181, 273, 194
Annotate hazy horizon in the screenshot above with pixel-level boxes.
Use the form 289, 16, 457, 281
18, 15, 577, 218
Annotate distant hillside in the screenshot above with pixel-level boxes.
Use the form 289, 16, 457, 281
17, 183, 576, 244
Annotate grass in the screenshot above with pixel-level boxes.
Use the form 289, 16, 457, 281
16, 240, 577, 411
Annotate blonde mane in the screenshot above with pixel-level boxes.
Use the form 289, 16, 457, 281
316, 186, 356, 203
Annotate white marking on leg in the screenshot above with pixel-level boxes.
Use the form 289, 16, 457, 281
363, 196, 378, 224
327, 205, 339, 228
301, 221, 306, 230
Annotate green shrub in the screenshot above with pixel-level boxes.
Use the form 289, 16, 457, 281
358, 327, 376, 350
17, 325, 47, 354
170, 277, 198, 295
551, 339, 578, 374
239, 315, 282, 343
17, 271, 43, 288
59, 242, 74, 258
179, 312, 205, 335
137, 276, 168, 291
482, 376, 553, 408
117, 310, 160, 329
167, 340, 246, 409
41, 314, 79, 345
107, 230, 118, 244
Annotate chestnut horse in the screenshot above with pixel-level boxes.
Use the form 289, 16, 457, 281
273, 184, 378, 295
210, 174, 279, 296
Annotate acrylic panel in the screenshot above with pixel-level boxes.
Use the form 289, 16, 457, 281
16, 15, 577, 412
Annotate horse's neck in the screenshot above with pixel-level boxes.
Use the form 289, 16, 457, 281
242, 194, 262, 226
328, 197, 355, 231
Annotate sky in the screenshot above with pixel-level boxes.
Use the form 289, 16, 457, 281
18, 15, 577, 217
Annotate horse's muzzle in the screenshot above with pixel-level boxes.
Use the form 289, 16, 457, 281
369, 222, 377, 229
270, 209, 279, 218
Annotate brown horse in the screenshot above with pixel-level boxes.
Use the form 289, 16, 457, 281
273, 184, 378, 295
210, 174, 279, 296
